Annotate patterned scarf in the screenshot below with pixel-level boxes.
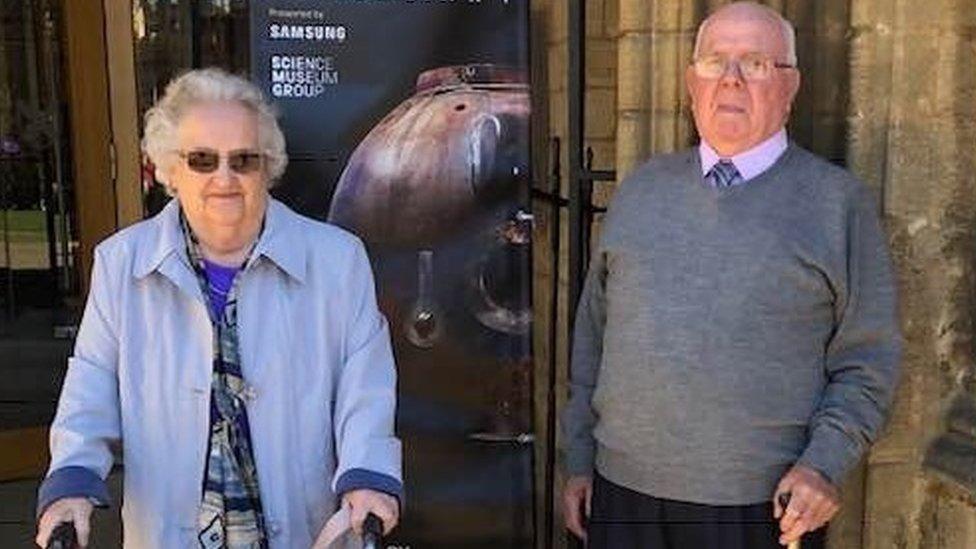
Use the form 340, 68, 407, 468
181, 213, 269, 549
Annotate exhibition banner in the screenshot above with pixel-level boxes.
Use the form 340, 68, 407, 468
251, 2, 533, 546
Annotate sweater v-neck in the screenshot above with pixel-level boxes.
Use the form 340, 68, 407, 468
690, 143, 799, 200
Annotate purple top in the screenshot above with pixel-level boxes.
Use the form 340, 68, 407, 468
202, 259, 240, 318
699, 129, 788, 185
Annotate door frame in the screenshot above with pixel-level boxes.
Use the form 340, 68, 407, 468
61, 0, 142, 289
63, 0, 142, 287
104, 0, 142, 231
62, 0, 117, 289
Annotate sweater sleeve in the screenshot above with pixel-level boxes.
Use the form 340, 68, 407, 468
797, 187, 902, 485
560, 243, 609, 477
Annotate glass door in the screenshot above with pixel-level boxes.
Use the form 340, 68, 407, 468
0, 2, 121, 546
132, 0, 250, 215
0, 0, 79, 544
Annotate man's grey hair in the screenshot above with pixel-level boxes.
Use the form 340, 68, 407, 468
692, 2, 797, 66
142, 67, 288, 194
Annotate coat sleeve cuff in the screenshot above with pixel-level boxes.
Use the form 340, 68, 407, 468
36, 466, 110, 519
797, 425, 863, 486
335, 468, 404, 507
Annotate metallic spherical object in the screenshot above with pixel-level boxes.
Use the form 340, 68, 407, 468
328, 64, 530, 248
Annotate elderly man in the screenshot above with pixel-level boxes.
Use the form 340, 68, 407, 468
562, 2, 901, 548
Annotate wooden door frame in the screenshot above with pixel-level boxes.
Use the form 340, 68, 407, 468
62, 0, 117, 290
62, 0, 142, 288
104, 0, 142, 230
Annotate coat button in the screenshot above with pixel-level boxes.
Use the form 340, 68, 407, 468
242, 385, 258, 402
267, 519, 282, 537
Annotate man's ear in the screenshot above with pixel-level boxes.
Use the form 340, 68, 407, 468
685, 65, 698, 103
787, 69, 801, 103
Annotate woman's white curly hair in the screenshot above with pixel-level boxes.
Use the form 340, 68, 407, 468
142, 67, 288, 194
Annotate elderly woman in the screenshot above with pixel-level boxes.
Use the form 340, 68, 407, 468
34, 68, 401, 548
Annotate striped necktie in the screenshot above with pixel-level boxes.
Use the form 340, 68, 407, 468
707, 160, 743, 188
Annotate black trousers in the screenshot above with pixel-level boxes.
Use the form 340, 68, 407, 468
587, 473, 826, 549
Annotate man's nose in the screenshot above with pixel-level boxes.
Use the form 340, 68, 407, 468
718, 60, 746, 86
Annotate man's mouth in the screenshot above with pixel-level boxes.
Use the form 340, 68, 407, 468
716, 104, 746, 114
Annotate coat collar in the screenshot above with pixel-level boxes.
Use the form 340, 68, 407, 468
133, 197, 307, 284
249, 199, 307, 283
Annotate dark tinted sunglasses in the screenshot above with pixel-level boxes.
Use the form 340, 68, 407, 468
179, 148, 265, 175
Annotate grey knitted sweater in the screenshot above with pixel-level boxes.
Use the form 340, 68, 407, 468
562, 144, 901, 505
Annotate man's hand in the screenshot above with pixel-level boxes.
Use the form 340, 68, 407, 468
563, 475, 593, 541
773, 464, 840, 545
36, 497, 94, 548
341, 489, 399, 537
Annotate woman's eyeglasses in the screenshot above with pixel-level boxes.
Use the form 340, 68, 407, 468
178, 148, 265, 175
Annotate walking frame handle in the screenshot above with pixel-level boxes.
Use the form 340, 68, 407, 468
362, 512, 383, 549
46, 522, 78, 549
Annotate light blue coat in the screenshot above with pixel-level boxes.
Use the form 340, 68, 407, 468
44, 198, 402, 548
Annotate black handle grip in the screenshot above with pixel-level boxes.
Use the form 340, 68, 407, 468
47, 522, 78, 549
362, 512, 383, 548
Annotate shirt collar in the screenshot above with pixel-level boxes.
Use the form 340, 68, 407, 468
699, 128, 788, 182
134, 197, 306, 284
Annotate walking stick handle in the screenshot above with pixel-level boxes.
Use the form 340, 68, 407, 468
777, 493, 801, 549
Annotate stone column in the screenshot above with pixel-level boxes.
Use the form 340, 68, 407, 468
616, 0, 698, 180
848, 0, 976, 547
616, 0, 653, 178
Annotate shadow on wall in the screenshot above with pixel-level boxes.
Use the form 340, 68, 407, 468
924, 394, 976, 498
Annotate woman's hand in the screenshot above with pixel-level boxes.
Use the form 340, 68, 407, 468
36, 497, 94, 547
341, 489, 399, 537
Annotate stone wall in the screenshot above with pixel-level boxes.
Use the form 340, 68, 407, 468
849, 0, 976, 547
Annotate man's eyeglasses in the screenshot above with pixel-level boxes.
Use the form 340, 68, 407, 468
692, 53, 795, 81
178, 148, 265, 175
